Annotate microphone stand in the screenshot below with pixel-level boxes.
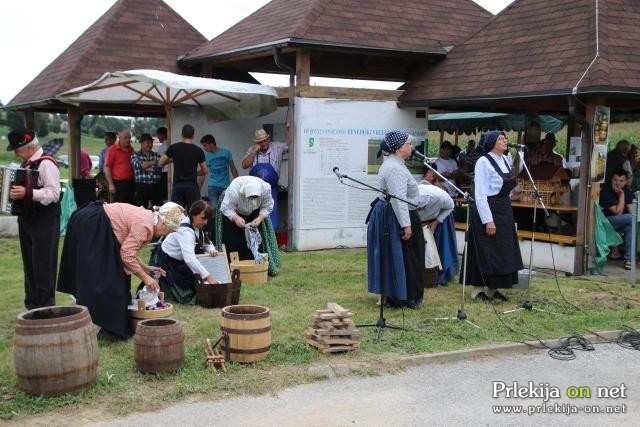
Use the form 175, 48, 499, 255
413, 151, 479, 328
333, 167, 416, 343
499, 147, 558, 315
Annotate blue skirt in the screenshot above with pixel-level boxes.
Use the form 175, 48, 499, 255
434, 214, 459, 285
367, 199, 407, 300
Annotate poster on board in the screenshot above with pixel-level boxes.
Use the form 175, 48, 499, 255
292, 98, 426, 250
591, 106, 610, 183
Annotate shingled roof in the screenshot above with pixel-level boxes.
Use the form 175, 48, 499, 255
183, 0, 492, 63
8, 0, 207, 110
400, 0, 640, 111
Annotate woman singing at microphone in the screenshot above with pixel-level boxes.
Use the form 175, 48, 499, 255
462, 130, 523, 301
367, 131, 425, 309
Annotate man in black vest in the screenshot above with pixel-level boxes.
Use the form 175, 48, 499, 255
7, 128, 61, 309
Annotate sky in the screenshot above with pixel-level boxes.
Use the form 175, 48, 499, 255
0, 0, 513, 104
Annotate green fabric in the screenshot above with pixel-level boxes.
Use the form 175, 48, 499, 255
215, 190, 281, 276
591, 202, 624, 274
59, 181, 77, 236
160, 282, 196, 305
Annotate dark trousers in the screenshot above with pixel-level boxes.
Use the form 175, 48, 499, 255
134, 182, 162, 209
171, 181, 200, 210
18, 204, 60, 310
160, 172, 168, 201
113, 179, 135, 204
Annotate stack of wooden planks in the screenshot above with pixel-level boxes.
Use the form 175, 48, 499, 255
305, 303, 360, 354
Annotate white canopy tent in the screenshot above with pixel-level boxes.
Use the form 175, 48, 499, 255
56, 69, 279, 188
57, 69, 279, 143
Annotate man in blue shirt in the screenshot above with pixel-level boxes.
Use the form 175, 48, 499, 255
201, 134, 238, 207
599, 169, 634, 269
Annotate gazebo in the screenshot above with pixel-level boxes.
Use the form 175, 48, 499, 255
400, 0, 640, 274
6, 0, 217, 176
179, 0, 493, 249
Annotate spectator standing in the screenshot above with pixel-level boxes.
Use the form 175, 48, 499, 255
104, 129, 135, 203
156, 127, 169, 201
131, 133, 162, 208
605, 140, 632, 183
201, 134, 238, 208
241, 128, 288, 177
158, 124, 207, 210
98, 131, 116, 172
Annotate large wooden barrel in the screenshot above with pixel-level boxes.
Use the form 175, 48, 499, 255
196, 269, 242, 308
13, 305, 98, 396
134, 318, 184, 374
220, 305, 271, 363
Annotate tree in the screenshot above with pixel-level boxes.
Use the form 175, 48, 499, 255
7, 110, 25, 129
92, 125, 105, 138
35, 114, 50, 137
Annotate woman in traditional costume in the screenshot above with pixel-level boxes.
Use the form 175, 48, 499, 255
57, 202, 184, 338
462, 130, 523, 301
153, 200, 219, 303
367, 131, 425, 308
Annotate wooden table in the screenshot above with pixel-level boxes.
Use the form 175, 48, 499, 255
510, 200, 578, 214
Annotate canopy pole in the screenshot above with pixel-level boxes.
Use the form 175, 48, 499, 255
439, 130, 444, 145
165, 104, 173, 200
454, 128, 459, 146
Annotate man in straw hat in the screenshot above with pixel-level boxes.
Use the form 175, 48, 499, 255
242, 128, 288, 177
7, 128, 61, 310
242, 128, 288, 230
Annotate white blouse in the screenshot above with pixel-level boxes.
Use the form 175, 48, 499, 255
160, 221, 212, 279
474, 152, 511, 224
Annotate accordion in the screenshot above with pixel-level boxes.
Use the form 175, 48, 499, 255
0, 166, 39, 215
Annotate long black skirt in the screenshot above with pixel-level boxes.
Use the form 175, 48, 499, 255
461, 196, 523, 288
57, 202, 132, 339
402, 210, 426, 303
222, 209, 260, 261
151, 245, 197, 304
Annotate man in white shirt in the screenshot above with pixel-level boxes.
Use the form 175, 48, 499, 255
434, 141, 459, 198
7, 128, 60, 309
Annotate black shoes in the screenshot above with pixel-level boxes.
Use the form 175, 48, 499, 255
472, 291, 490, 301
491, 290, 509, 302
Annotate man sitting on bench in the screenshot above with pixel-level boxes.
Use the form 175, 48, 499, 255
599, 169, 634, 269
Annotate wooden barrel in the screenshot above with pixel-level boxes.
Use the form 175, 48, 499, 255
229, 252, 268, 284
13, 305, 98, 396
134, 318, 184, 374
220, 305, 271, 363
196, 269, 242, 308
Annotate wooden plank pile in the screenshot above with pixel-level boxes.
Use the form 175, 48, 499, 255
305, 303, 360, 354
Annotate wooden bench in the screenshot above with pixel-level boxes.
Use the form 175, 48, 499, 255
454, 223, 576, 246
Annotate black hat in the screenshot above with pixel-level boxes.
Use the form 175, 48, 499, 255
7, 128, 36, 151
139, 133, 153, 142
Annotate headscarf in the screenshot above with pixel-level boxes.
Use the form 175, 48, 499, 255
377, 131, 410, 157
240, 176, 263, 198
481, 130, 502, 154
153, 202, 185, 232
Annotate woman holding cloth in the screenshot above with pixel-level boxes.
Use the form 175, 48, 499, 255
153, 200, 220, 304
462, 130, 523, 301
367, 131, 425, 308
58, 202, 184, 338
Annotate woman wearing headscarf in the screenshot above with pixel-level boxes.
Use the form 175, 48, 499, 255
216, 175, 281, 276
153, 200, 220, 304
57, 201, 184, 338
461, 130, 523, 301
367, 131, 425, 308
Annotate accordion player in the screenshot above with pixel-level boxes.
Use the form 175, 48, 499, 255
0, 166, 40, 215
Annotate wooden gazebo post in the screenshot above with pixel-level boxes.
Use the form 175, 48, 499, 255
67, 105, 83, 179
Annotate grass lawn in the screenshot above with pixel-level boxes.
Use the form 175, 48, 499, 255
0, 238, 639, 421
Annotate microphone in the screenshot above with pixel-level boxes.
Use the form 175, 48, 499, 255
411, 148, 427, 160
507, 143, 526, 149
333, 166, 345, 179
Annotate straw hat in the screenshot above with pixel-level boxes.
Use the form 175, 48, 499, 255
253, 129, 270, 143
